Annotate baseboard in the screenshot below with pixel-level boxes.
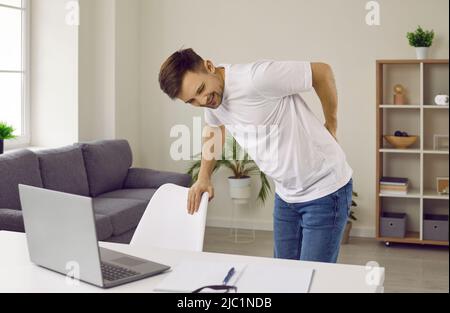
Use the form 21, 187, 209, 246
350, 226, 376, 238
206, 217, 376, 238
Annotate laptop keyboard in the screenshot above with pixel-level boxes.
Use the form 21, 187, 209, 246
101, 262, 140, 282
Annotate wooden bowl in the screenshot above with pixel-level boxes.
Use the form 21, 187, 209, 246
384, 135, 418, 149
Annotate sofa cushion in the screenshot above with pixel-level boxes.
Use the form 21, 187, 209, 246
95, 214, 114, 241
0, 208, 113, 240
0, 208, 25, 232
98, 188, 156, 202
124, 168, 192, 189
0, 150, 43, 210
93, 198, 147, 236
106, 227, 137, 244
76, 140, 133, 197
36, 146, 90, 196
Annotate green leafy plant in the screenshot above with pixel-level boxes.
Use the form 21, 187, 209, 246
407, 26, 435, 47
187, 136, 272, 206
349, 191, 358, 222
0, 122, 16, 140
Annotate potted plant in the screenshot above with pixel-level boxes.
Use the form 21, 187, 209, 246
407, 25, 435, 59
188, 136, 272, 206
341, 191, 358, 245
0, 122, 16, 155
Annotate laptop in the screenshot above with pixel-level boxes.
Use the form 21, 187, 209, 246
19, 184, 171, 289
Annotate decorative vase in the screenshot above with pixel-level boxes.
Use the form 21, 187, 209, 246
0, 139, 4, 155
394, 94, 406, 105
415, 47, 429, 60
228, 177, 251, 205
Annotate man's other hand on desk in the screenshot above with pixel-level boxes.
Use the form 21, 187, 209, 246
187, 179, 214, 215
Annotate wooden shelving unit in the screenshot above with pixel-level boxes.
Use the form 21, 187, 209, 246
376, 59, 449, 247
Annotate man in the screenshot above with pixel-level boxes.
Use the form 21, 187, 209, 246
159, 48, 353, 263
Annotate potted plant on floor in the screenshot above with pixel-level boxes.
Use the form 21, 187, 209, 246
187, 135, 272, 207
0, 122, 16, 155
407, 25, 435, 60
341, 191, 358, 245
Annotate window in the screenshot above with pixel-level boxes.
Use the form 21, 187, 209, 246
0, 0, 29, 148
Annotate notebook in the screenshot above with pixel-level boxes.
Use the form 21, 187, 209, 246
154, 259, 314, 293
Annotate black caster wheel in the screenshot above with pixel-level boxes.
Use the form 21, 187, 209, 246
385, 242, 390, 247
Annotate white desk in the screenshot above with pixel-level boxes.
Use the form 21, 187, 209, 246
0, 231, 384, 293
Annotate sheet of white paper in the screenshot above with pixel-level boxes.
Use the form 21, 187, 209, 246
154, 260, 247, 293
236, 264, 314, 293
154, 260, 314, 293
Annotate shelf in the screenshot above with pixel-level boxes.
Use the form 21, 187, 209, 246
423, 154, 449, 201
380, 149, 449, 154
423, 150, 449, 155
423, 105, 449, 109
380, 105, 420, 109
377, 59, 449, 65
378, 233, 449, 246
423, 108, 448, 153
424, 62, 449, 108
378, 231, 421, 243
423, 190, 450, 200
380, 148, 420, 154
379, 189, 421, 199
421, 240, 449, 247
379, 190, 450, 199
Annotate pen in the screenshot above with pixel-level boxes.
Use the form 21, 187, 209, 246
222, 267, 236, 285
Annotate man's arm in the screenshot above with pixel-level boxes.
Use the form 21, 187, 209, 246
311, 63, 338, 140
187, 125, 226, 215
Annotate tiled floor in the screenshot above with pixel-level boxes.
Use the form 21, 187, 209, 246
203, 227, 449, 293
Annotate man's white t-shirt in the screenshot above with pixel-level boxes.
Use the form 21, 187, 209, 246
204, 60, 353, 203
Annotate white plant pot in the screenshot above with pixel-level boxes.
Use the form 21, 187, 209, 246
415, 47, 429, 60
228, 177, 251, 205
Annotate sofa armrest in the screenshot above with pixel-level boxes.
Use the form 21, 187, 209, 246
124, 168, 192, 189
0, 209, 25, 232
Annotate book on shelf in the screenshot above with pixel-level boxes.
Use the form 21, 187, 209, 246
380, 186, 408, 194
380, 190, 409, 195
380, 185, 409, 190
380, 178, 409, 194
380, 188, 409, 194
380, 177, 409, 186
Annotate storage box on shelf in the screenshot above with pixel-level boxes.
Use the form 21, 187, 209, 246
423, 214, 449, 242
380, 213, 407, 239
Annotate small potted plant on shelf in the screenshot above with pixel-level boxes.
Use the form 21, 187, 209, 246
0, 122, 16, 155
187, 135, 272, 207
407, 25, 435, 60
342, 191, 358, 245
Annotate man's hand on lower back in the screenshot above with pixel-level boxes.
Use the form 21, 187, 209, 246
187, 179, 215, 215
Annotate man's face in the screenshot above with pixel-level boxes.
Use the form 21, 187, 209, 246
178, 60, 224, 109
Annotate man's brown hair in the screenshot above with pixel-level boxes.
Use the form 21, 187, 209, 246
159, 48, 205, 100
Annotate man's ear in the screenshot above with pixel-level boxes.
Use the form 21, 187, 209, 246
204, 60, 215, 73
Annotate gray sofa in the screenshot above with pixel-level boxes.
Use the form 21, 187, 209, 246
0, 140, 191, 244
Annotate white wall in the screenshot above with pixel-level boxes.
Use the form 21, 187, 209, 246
115, 0, 141, 165
31, 0, 79, 147
78, 0, 116, 142
78, 0, 141, 164
139, 0, 449, 237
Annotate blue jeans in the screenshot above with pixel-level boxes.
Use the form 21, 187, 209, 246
273, 179, 353, 263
